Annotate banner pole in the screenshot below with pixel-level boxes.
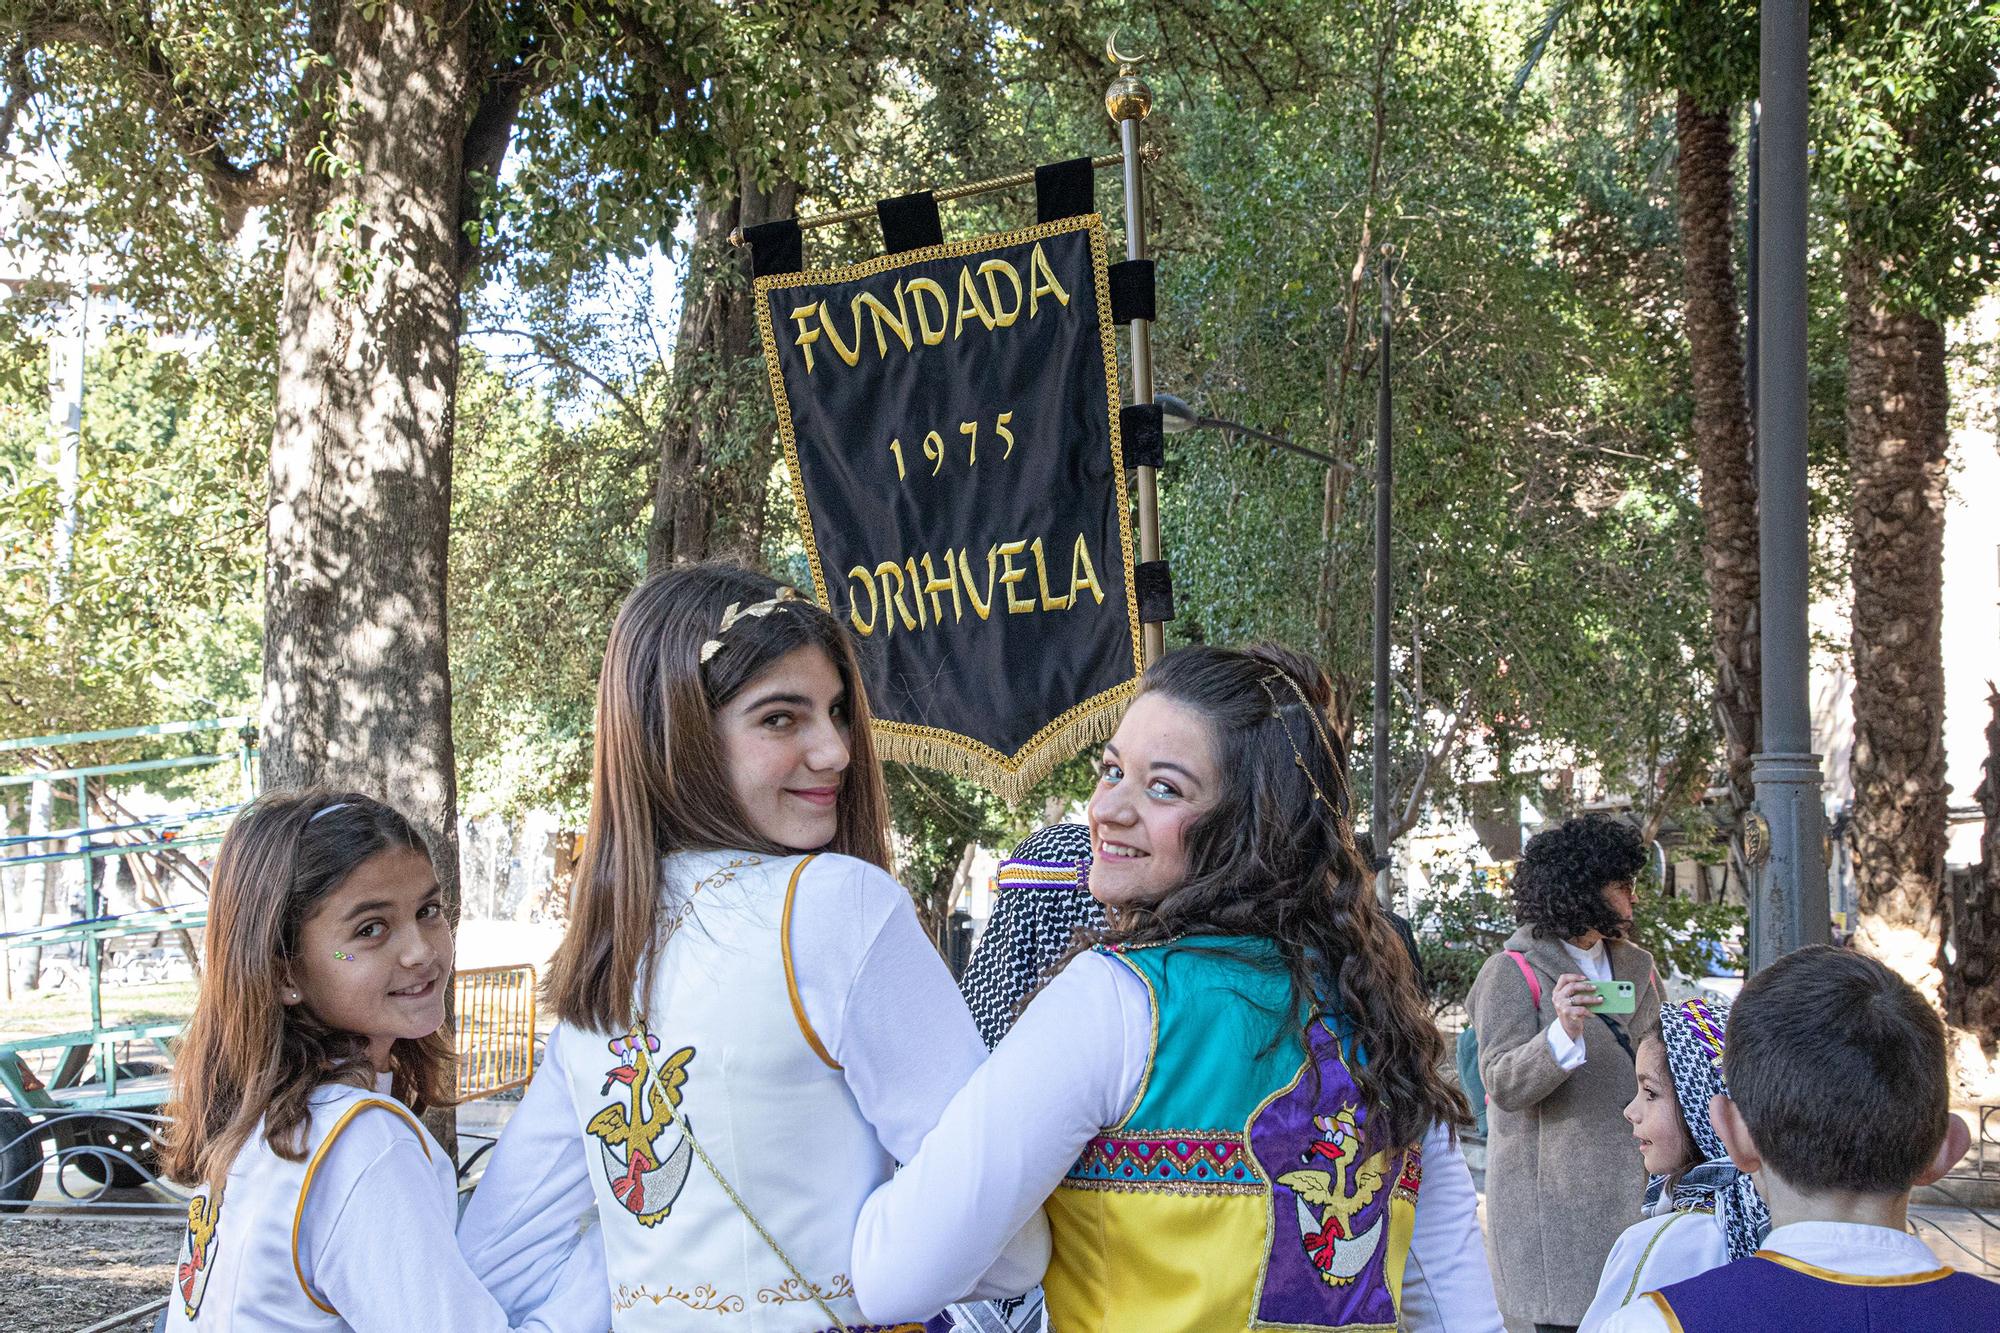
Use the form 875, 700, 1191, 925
1107, 44, 1163, 666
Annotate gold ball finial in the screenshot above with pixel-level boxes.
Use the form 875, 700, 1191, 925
1105, 32, 1155, 123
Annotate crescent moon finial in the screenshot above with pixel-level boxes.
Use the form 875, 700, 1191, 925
1105, 28, 1156, 69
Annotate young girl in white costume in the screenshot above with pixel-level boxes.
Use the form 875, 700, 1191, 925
156, 791, 607, 1331
1579, 995, 1770, 1330
852, 645, 1504, 1332
458, 564, 1045, 1331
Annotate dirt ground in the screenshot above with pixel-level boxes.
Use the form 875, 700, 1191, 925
0, 1216, 177, 1331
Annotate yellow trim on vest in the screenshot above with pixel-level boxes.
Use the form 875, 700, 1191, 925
1098, 949, 1158, 1129
1753, 1250, 1956, 1286
1645, 1289, 1687, 1332
291, 1096, 432, 1313
781, 853, 841, 1070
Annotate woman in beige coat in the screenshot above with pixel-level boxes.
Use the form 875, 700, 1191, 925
1467, 816, 1664, 1333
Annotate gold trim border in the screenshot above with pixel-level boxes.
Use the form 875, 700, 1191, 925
751, 213, 1143, 803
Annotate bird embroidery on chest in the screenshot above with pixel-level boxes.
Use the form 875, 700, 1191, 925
586, 1027, 697, 1227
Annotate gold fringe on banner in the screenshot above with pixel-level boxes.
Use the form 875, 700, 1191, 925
874, 677, 1137, 805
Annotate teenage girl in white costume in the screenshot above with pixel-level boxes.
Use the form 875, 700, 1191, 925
458, 563, 1045, 1331
157, 791, 606, 1331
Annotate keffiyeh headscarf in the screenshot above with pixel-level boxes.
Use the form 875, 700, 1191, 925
960, 823, 1104, 1048
1650, 994, 1772, 1260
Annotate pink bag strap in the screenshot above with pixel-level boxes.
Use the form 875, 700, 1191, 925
1505, 949, 1543, 1010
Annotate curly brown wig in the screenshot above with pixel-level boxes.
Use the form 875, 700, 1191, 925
1511, 814, 1646, 942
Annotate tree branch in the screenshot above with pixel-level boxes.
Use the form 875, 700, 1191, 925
1391, 690, 1474, 840
8, 11, 285, 229
471, 325, 653, 436
0, 39, 29, 151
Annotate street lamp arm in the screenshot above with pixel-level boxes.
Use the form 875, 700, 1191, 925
1195, 415, 1352, 472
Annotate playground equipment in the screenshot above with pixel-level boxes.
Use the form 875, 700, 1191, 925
1, 718, 252, 1211
1, 720, 545, 1215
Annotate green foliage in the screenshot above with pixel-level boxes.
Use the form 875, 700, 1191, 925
0, 331, 265, 791
447, 350, 650, 821
1144, 1, 1714, 830
1571, 0, 1760, 110
1813, 0, 2000, 320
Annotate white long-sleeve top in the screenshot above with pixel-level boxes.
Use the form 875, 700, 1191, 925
852, 950, 1505, 1331
165, 1079, 607, 1333
1579, 1203, 1729, 1330
458, 852, 1048, 1321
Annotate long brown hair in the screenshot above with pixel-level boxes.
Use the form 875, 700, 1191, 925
1103, 643, 1469, 1149
159, 791, 455, 1190
545, 562, 892, 1032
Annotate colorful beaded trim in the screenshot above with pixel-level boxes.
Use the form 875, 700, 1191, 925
1066, 1131, 1265, 1191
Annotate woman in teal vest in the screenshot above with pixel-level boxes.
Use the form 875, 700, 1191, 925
852, 645, 1503, 1332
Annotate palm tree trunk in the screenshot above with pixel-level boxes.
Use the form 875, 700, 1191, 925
1843, 244, 1950, 1002
1676, 94, 1760, 804
1947, 688, 2000, 1042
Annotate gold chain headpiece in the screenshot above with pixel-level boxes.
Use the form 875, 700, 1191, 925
699, 587, 804, 665
1259, 673, 1349, 818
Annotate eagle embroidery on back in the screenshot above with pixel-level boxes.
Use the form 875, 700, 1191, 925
585, 1027, 696, 1227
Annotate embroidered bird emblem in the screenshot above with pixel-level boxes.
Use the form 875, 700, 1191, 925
1276, 1106, 1390, 1286
178, 1192, 222, 1314
585, 1027, 696, 1227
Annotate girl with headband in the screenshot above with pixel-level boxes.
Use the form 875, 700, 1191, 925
458, 563, 1044, 1331
850, 643, 1503, 1332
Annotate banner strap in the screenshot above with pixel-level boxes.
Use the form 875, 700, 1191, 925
729, 150, 1152, 245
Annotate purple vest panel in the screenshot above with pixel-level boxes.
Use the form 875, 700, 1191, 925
1654, 1254, 2000, 1333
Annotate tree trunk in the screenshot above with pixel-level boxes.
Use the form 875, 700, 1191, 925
1844, 245, 1950, 1002
20, 779, 55, 991
1947, 687, 2000, 1043
645, 168, 799, 572
1676, 94, 1760, 803
260, 0, 472, 910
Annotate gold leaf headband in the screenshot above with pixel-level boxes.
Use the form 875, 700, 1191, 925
1259, 673, 1349, 818
699, 587, 804, 665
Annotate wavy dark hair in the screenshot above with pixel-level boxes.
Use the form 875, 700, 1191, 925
160, 791, 453, 1190
1511, 814, 1646, 941
1099, 643, 1468, 1149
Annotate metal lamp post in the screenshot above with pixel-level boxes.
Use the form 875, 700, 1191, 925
1747, 0, 1830, 970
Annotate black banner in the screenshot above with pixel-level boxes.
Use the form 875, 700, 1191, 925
754, 215, 1140, 800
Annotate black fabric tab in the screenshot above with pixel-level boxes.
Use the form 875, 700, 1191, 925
1035, 157, 1095, 222
745, 219, 802, 278
1108, 259, 1156, 324
1135, 560, 1176, 624
877, 191, 944, 253
1122, 403, 1165, 469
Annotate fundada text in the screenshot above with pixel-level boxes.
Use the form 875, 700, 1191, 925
787, 242, 1073, 374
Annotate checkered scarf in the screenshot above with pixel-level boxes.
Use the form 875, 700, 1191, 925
1652, 994, 1772, 1260
959, 823, 1103, 1048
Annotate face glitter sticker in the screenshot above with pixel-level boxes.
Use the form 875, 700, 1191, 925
331, 950, 354, 961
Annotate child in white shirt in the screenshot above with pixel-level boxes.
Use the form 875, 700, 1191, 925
156, 791, 605, 1331
1581, 996, 1769, 1329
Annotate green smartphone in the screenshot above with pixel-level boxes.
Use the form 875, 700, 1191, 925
1590, 980, 1637, 1015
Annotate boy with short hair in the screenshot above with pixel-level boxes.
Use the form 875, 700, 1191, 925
1597, 944, 1999, 1331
